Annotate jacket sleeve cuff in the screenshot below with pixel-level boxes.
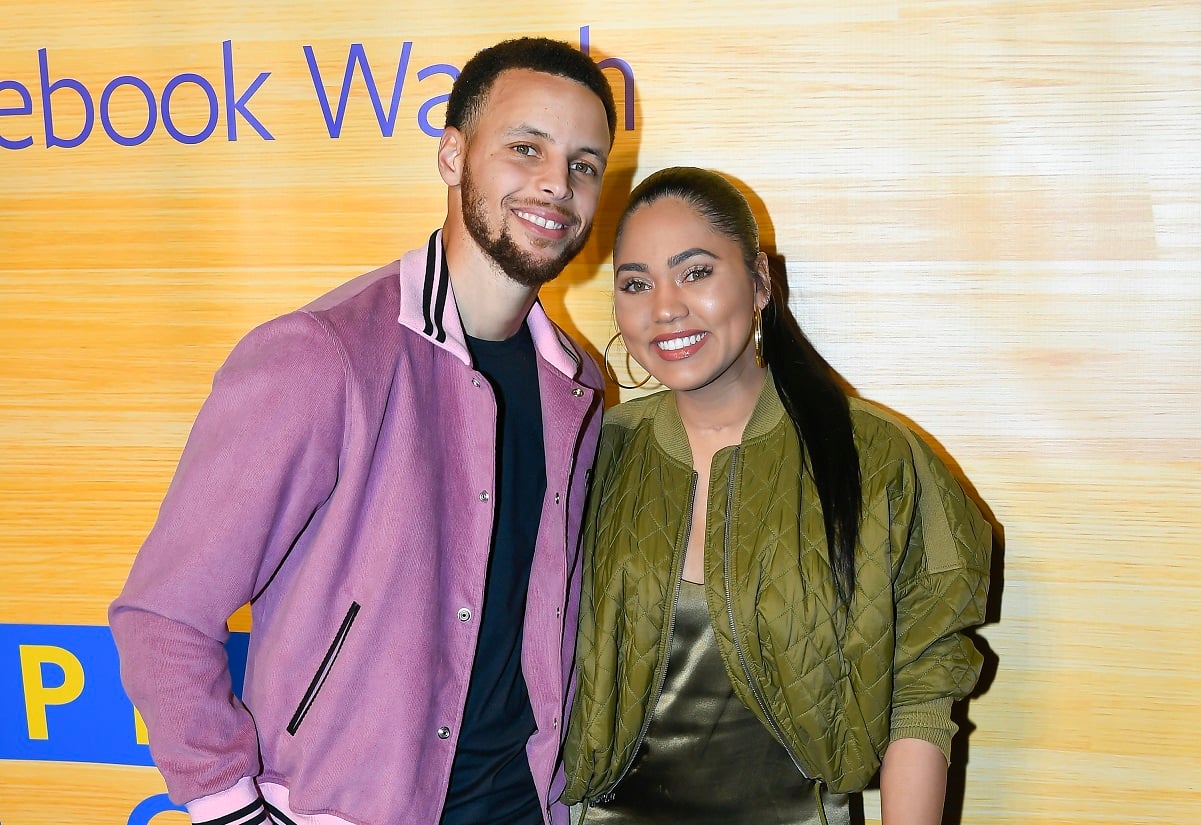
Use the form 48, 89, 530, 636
890, 696, 957, 763
185, 776, 265, 825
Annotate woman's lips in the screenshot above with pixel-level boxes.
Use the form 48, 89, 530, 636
652, 331, 708, 360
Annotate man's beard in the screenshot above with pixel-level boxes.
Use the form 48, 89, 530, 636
460, 164, 591, 289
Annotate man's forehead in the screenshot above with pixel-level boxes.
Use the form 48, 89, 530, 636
486, 69, 599, 106
476, 72, 611, 149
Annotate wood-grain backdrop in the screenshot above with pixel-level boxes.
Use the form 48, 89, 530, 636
2, 1, 1198, 822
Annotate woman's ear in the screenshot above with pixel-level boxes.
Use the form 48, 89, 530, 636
754, 251, 772, 310
437, 126, 466, 186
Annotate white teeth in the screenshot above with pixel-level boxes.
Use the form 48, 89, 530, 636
516, 211, 565, 230
656, 333, 705, 352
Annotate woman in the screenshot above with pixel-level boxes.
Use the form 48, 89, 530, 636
562, 168, 991, 824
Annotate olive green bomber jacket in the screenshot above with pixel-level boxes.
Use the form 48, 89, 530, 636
562, 377, 992, 800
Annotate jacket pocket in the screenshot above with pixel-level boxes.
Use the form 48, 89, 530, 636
287, 601, 360, 735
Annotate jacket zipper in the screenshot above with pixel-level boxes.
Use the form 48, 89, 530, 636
287, 601, 360, 735
721, 447, 818, 781
590, 471, 698, 806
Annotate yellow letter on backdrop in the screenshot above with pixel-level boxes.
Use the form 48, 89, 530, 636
19, 644, 86, 740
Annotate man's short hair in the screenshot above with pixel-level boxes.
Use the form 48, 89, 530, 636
446, 37, 617, 143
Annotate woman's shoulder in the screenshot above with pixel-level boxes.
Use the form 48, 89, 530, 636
846, 396, 917, 455
844, 396, 962, 496
601, 389, 672, 433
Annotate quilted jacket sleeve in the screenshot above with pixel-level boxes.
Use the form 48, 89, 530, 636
888, 429, 991, 760
108, 310, 347, 807
561, 418, 625, 804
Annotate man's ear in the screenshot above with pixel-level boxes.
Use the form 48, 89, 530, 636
438, 126, 466, 186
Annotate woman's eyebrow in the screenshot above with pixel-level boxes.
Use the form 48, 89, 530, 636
668, 247, 716, 267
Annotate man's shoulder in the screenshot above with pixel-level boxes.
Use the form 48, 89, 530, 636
301, 260, 404, 316
227, 259, 413, 384
299, 233, 435, 323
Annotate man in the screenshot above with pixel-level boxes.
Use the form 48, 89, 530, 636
109, 37, 616, 825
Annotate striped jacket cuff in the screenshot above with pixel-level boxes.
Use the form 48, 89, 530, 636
186, 776, 266, 825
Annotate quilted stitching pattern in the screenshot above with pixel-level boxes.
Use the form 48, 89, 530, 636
564, 412, 693, 799
563, 389, 991, 800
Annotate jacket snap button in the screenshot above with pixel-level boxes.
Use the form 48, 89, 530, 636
571, 387, 584, 397
437, 726, 451, 739
479, 491, 490, 502
471, 377, 481, 388
554, 492, 561, 504
457, 607, 472, 622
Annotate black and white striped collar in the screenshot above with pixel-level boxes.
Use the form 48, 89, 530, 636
397, 230, 584, 379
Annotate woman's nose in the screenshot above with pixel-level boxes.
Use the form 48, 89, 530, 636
653, 284, 686, 322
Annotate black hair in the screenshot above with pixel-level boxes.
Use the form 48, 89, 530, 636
445, 37, 617, 143
615, 167, 863, 605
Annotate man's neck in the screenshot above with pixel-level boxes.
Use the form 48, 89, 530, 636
442, 222, 539, 342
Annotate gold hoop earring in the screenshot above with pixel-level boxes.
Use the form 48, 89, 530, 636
753, 306, 766, 369
603, 331, 652, 390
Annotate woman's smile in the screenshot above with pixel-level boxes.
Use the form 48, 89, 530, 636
652, 330, 709, 358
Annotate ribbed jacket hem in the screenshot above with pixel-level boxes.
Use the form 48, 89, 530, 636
890, 696, 957, 762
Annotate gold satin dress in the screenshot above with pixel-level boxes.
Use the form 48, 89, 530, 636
585, 581, 850, 825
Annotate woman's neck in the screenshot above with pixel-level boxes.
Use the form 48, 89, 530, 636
675, 364, 768, 453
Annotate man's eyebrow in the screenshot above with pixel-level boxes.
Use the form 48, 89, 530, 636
506, 124, 553, 142
668, 247, 717, 268
505, 124, 606, 161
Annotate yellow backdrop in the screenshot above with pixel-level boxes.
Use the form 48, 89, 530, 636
2, 1, 1199, 823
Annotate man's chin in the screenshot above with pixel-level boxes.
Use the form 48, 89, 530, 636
506, 260, 571, 289
501, 245, 582, 287
470, 219, 589, 287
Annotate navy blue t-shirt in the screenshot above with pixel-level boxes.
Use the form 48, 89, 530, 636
440, 322, 546, 825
